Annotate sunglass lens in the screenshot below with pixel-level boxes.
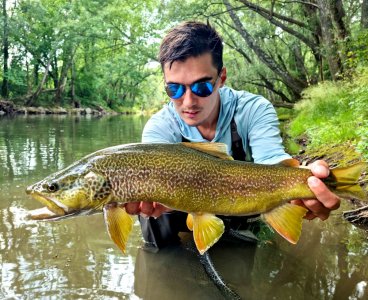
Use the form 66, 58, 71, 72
166, 84, 185, 99
191, 82, 213, 97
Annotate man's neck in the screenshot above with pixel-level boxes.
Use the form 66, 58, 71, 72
197, 124, 216, 141
196, 97, 220, 141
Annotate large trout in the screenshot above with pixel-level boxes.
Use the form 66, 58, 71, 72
26, 143, 367, 254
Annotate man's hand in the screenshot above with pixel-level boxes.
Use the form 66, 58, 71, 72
125, 202, 172, 218
291, 160, 341, 220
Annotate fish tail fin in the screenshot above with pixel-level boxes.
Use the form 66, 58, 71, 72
263, 203, 308, 244
327, 162, 368, 201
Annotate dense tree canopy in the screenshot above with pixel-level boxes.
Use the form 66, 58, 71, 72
0, 0, 367, 111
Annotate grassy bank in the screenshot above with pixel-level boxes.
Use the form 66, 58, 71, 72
287, 67, 368, 160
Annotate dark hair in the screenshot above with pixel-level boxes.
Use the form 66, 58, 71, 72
159, 21, 223, 74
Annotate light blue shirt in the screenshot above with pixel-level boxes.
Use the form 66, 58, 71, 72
142, 86, 291, 164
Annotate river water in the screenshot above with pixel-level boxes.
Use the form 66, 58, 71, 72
0, 115, 367, 300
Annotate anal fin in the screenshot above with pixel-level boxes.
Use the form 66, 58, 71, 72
103, 202, 133, 254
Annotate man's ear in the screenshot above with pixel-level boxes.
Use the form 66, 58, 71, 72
220, 67, 227, 87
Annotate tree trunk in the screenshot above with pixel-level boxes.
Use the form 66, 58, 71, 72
26, 58, 31, 93
301, 1, 323, 81
26, 56, 52, 106
330, 0, 349, 67
331, 0, 349, 40
292, 41, 309, 84
362, 0, 368, 29
55, 47, 76, 106
224, 0, 307, 99
70, 58, 79, 108
34, 62, 39, 86
317, 0, 344, 80
1, 0, 9, 98
52, 56, 59, 89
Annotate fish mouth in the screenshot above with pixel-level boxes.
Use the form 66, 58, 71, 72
26, 190, 67, 219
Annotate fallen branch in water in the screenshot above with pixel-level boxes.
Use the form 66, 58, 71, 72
343, 205, 368, 229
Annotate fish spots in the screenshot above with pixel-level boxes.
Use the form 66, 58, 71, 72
29, 143, 314, 217
94, 181, 112, 201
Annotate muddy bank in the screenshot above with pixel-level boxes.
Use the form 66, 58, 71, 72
0, 100, 120, 116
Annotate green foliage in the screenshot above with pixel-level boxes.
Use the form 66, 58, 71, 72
0, 0, 367, 112
345, 28, 368, 70
288, 68, 368, 157
1, 0, 162, 111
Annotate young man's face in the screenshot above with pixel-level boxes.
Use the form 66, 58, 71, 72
163, 53, 226, 128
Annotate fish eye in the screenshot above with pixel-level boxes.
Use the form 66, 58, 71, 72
47, 182, 59, 193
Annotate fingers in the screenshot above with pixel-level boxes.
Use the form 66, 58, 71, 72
292, 160, 341, 221
140, 202, 154, 216
309, 160, 330, 178
302, 199, 331, 220
124, 201, 171, 218
151, 203, 172, 218
298, 176, 340, 221
125, 202, 141, 214
308, 176, 340, 211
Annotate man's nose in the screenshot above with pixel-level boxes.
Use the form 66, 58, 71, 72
182, 88, 197, 106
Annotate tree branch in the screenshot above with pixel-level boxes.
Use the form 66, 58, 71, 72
236, 0, 311, 30
235, 0, 319, 54
223, 0, 307, 98
275, 0, 319, 8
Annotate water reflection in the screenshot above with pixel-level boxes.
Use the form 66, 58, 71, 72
0, 115, 147, 299
0, 115, 147, 181
0, 115, 367, 299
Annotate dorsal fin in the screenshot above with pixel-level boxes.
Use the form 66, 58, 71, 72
181, 142, 233, 160
279, 158, 300, 167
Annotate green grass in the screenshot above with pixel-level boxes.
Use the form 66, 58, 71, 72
288, 68, 368, 159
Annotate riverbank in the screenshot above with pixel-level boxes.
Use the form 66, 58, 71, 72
287, 68, 368, 161
292, 135, 368, 229
0, 100, 125, 116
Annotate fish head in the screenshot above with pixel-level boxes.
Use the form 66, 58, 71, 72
26, 167, 112, 219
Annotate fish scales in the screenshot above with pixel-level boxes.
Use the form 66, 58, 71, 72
26, 142, 367, 254
84, 143, 313, 215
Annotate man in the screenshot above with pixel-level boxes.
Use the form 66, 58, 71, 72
126, 21, 340, 248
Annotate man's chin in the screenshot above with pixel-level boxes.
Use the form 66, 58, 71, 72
180, 114, 202, 127
183, 119, 201, 127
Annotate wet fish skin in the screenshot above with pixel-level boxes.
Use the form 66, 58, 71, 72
26, 142, 367, 254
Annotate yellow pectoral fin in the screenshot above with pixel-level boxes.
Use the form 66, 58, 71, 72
263, 203, 308, 244
192, 213, 225, 255
103, 203, 133, 254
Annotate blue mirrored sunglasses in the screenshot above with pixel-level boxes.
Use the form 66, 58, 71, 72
165, 76, 220, 100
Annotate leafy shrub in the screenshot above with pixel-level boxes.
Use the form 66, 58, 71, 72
288, 68, 368, 158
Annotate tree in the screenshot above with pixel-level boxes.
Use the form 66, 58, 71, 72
1, 0, 364, 109
223, 0, 308, 99
362, 0, 368, 29
1, 0, 9, 98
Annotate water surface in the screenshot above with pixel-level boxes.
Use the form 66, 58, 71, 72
0, 115, 367, 299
